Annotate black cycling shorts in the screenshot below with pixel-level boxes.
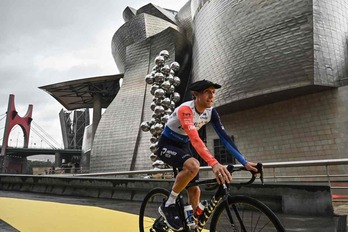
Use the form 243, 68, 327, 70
157, 135, 199, 183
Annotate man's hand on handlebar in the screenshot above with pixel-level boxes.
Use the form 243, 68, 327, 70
212, 163, 232, 185
244, 162, 259, 174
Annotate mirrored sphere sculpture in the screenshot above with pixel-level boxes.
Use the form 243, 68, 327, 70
140, 50, 182, 168
155, 56, 165, 66
159, 50, 169, 60
170, 62, 180, 72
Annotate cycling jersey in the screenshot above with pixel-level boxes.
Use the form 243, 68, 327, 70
161, 100, 247, 167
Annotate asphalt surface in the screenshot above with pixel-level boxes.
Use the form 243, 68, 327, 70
0, 190, 347, 232
0, 190, 141, 232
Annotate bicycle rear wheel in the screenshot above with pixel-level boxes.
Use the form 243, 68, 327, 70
139, 187, 170, 232
210, 195, 285, 232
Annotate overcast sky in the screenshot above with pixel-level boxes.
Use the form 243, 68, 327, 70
0, 0, 188, 160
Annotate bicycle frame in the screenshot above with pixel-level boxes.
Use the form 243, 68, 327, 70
146, 163, 267, 232
195, 184, 228, 231
175, 163, 264, 232
175, 179, 231, 232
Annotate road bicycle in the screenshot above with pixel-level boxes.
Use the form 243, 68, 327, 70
139, 163, 285, 232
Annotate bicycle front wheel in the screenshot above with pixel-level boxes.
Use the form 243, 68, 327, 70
139, 187, 170, 232
210, 195, 285, 232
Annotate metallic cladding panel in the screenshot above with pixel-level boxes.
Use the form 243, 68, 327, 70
175, 0, 193, 42
313, 0, 348, 86
91, 28, 191, 172
191, 0, 314, 109
111, 14, 179, 73
122, 6, 136, 22
137, 3, 177, 24
91, 39, 151, 172
111, 14, 147, 73
191, 0, 348, 112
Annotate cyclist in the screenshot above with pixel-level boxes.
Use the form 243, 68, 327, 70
157, 79, 258, 231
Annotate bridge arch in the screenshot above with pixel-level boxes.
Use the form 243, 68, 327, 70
1, 94, 33, 173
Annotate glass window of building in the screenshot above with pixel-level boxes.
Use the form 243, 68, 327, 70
213, 137, 236, 165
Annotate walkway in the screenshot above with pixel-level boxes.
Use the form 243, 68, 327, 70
0, 191, 140, 232
0, 191, 347, 232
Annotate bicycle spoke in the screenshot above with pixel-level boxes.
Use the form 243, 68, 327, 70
234, 203, 276, 231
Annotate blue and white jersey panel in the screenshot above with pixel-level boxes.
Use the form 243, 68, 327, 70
163, 100, 212, 143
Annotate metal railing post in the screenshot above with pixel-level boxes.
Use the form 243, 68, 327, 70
325, 164, 331, 187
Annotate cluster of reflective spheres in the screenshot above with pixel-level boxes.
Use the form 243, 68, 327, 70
140, 50, 182, 166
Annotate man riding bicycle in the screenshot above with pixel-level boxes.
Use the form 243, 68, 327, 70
157, 79, 258, 231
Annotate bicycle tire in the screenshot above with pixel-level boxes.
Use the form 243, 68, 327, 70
210, 195, 285, 232
139, 188, 170, 232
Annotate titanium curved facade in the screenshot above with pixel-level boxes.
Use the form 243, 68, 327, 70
91, 4, 191, 172
90, 0, 348, 175
191, 0, 348, 113
190, 0, 348, 176
111, 13, 179, 73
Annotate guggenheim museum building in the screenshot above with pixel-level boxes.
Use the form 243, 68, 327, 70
58, 0, 348, 176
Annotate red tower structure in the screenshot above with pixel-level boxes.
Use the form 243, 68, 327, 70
0, 94, 33, 173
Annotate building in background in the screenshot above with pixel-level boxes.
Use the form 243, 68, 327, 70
42, 0, 348, 177
189, 0, 348, 178
59, 109, 89, 150
90, 3, 192, 172
40, 74, 123, 172
56, 108, 89, 169
90, 0, 348, 177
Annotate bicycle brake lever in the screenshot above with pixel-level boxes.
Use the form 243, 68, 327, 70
249, 163, 264, 184
256, 163, 264, 185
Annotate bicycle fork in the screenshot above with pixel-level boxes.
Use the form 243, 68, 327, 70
221, 184, 247, 232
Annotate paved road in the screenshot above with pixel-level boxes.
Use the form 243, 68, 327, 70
0, 190, 347, 232
0, 190, 141, 232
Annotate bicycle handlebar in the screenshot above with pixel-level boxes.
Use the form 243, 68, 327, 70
227, 162, 264, 186
189, 162, 264, 190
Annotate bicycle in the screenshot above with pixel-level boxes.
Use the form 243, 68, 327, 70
139, 163, 285, 232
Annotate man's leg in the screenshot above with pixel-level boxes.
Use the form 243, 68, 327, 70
166, 157, 200, 206
187, 186, 200, 211
159, 158, 200, 230
172, 157, 200, 194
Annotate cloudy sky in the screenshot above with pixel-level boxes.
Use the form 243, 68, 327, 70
0, 0, 188, 159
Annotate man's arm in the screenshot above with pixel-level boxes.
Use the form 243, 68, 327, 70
177, 106, 218, 167
210, 108, 248, 165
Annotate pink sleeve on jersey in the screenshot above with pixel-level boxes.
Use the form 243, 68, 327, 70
177, 105, 218, 167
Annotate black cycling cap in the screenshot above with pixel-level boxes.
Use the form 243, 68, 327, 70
189, 79, 222, 92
